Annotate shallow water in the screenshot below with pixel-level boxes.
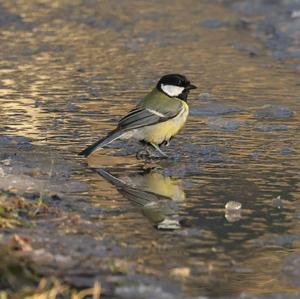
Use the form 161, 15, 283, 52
0, 0, 300, 297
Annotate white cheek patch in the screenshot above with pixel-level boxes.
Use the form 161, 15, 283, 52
161, 84, 184, 97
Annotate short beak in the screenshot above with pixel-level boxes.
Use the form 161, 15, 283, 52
187, 83, 197, 90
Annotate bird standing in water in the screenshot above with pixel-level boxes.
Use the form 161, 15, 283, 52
79, 74, 197, 158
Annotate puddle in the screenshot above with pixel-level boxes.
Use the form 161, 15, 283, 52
0, 0, 300, 298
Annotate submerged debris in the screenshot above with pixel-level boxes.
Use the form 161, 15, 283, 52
254, 106, 294, 119
191, 104, 244, 116
207, 118, 242, 131
197, 92, 211, 100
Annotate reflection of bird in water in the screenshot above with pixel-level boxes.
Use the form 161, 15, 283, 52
97, 168, 186, 229
122, 170, 185, 202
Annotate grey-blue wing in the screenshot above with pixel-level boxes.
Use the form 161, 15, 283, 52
117, 108, 180, 131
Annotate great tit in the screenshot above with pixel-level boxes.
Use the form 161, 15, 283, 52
79, 74, 197, 158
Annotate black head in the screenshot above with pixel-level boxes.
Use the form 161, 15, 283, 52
156, 74, 197, 101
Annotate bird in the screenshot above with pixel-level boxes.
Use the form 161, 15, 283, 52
79, 74, 197, 158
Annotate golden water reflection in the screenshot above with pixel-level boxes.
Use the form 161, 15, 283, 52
0, 0, 300, 297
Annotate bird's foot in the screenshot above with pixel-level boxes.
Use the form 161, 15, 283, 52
150, 143, 169, 159
136, 148, 168, 160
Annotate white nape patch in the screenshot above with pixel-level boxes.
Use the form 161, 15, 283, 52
146, 108, 166, 118
161, 84, 184, 97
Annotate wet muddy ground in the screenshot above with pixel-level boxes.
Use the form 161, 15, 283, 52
0, 0, 300, 298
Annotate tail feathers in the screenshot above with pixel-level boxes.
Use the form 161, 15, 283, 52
96, 169, 157, 206
97, 169, 126, 187
79, 130, 124, 157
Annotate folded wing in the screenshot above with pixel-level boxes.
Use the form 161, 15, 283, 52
117, 107, 181, 131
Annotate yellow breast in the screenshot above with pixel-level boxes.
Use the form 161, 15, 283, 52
139, 101, 189, 144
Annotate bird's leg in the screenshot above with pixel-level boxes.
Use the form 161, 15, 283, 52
164, 140, 170, 147
136, 141, 168, 159
161, 137, 172, 147
150, 143, 168, 158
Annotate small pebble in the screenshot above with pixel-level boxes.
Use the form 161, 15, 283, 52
225, 201, 242, 211
291, 10, 300, 18
51, 193, 62, 201
272, 195, 283, 209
